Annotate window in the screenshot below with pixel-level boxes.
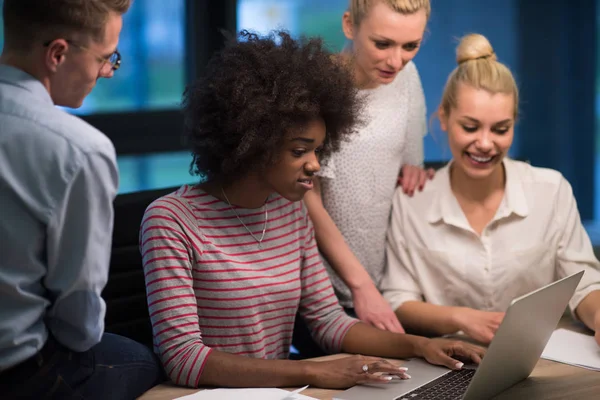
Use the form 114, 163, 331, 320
0, 0, 185, 115
73, 0, 186, 115
118, 151, 194, 194
0, 0, 190, 193
83, 0, 189, 193
237, 0, 348, 51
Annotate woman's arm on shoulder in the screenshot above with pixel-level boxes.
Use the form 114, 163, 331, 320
303, 177, 404, 332
296, 206, 361, 351
303, 177, 371, 292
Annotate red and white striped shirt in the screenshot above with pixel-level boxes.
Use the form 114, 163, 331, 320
140, 185, 358, 388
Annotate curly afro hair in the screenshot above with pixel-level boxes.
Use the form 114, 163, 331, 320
182, 30, 363, 183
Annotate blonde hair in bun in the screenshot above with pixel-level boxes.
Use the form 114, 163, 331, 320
440, 33, 518, 118
456, 33, 496, 64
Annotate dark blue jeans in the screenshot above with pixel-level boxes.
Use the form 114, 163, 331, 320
0, 333, 165, 399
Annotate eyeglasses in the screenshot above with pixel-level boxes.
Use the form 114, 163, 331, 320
43, 39, 121, 74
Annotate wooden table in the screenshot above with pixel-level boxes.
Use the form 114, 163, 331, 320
139, 317, 599, 400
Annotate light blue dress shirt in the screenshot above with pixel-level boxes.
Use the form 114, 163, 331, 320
0, 65, 119, 371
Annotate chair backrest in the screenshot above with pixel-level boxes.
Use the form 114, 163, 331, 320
103, 186, 179, 348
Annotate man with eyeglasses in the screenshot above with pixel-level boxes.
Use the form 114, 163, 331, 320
0, 1, 163, 398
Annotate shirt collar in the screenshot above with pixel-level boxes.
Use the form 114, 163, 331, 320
426, 162, 468, 229
427, 158, 529, 229
0, 64, 53, 105
498, 158, 530, 218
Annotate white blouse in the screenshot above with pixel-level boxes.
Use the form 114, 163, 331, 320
318, 61, 427, 307
382, 159, 600, 315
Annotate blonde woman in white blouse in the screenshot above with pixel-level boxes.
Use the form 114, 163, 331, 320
381, 33, 600, 347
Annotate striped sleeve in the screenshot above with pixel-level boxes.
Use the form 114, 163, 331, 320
140, 198, 210, 388
297, 206, 359, 353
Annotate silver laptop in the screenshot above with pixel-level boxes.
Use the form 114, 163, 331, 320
335, 271, 584, 400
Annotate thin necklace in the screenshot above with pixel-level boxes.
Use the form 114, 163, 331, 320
220, 186, 268, 247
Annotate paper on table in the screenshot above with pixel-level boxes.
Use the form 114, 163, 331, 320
173, 387, 316, 400
541, 328, 600, 371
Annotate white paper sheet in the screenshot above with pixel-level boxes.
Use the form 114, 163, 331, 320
541, 328, 600, 371
173, 387, 316, 400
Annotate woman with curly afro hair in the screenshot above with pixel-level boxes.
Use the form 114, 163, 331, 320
139, 30, 484, 390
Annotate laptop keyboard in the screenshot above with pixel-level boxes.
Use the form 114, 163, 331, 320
395, 368, 476, 400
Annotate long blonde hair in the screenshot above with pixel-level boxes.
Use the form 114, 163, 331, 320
348, 0, 431, 26
440, 33, 519, 119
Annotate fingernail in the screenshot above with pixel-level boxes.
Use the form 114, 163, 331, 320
455, 362, 464, 369
398, 367, 408, 371
404, 374, 412, 379
382, 376, 393, 381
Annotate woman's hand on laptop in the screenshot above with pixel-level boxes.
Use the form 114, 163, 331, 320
452, 307, 505, 344
417, 338, 486, 370
304, 355, 411, 389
